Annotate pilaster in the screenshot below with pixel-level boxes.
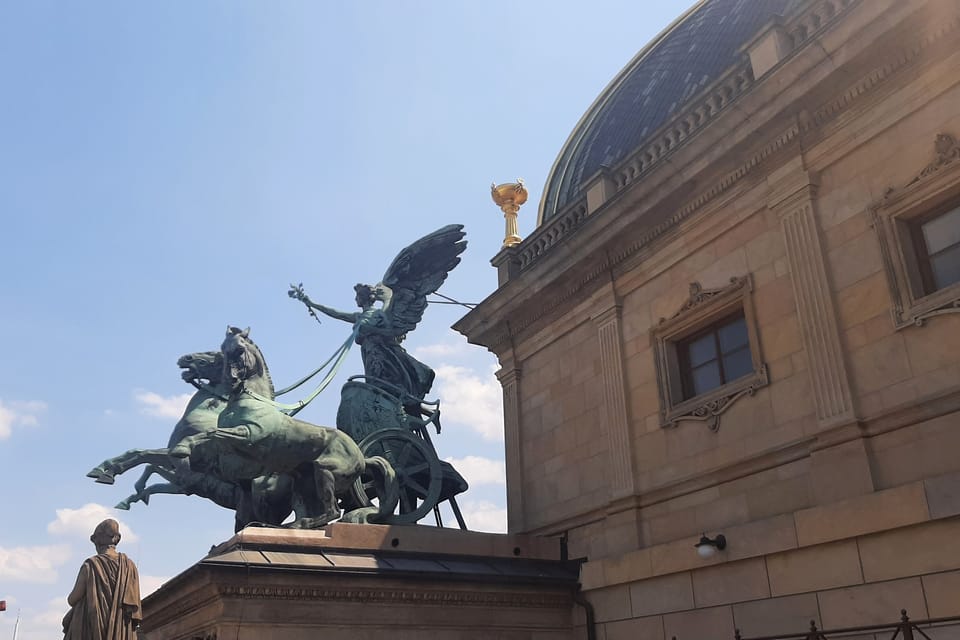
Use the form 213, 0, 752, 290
496, 361, 525, 533
770, 162, 872, 503
771, 168, 856, 429
591, 301, 637, 499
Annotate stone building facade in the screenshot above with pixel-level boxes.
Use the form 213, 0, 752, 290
455, 0, 960, 636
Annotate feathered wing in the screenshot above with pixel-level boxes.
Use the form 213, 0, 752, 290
380, 224, 467, 336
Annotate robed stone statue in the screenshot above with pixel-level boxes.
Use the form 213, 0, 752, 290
63, 518, 142, 640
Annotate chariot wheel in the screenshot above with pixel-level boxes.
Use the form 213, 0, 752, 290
350, 428, 443, 525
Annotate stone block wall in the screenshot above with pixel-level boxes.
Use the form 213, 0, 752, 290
578, 475, 960, 638
453, 0, 960, 636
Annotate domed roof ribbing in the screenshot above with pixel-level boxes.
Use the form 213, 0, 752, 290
540, 0, 802, 222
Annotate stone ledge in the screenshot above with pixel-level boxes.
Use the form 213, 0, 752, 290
215, 521, 562, 561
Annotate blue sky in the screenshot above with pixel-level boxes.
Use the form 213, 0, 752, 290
0, 1, 691, 637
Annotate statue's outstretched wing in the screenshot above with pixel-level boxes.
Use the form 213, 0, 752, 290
380, 224, 466, 336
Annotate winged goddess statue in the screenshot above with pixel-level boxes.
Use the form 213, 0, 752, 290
289, 224, 467, 412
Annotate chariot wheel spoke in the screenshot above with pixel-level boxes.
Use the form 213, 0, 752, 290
405, 462, 430, 475
404, 477, 429, 497
356, 427, 444, 525
395, 441, 414, 468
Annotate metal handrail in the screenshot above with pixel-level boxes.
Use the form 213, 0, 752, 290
728, 609, 960, 640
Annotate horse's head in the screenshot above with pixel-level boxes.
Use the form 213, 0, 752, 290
177, 351, 224, 384
221, 326, 265, 392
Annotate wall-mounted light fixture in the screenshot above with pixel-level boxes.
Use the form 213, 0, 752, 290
694, 533, 726, 559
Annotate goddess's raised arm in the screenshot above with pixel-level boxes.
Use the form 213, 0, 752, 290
288, 284, 359, 324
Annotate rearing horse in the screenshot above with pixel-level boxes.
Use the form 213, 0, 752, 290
87, 351, 294, 530
87, 351, 239, 509
170, 327, 398, 528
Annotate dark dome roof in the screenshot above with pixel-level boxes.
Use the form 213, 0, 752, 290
539, 0, 802, 222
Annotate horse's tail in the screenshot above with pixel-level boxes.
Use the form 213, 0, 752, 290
363, 455, 399, 523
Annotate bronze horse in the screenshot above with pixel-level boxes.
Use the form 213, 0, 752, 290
169, 327, 398, 528
88, 351, 293, 530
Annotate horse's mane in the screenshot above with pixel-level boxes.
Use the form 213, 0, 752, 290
243, 336, 275, 397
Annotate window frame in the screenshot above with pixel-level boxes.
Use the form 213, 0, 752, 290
650, 275, 768, 432
871, 133, 960, 329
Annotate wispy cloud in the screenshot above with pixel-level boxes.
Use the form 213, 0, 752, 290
134, 390, 191, 419
0, 544, 71, 583
0, 399, 47, 440
458, 500, 507, 533
47, 503, 139, 544
32, 597, 68, 630
412, 339, 469, 360
433, 364, 503, 441
140, 575, 171, 597
444, 455, 505, 486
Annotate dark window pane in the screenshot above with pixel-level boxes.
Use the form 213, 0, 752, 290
691, 362, 722, 396
687, 333, 717, 367
922, 205, 960, 254
722, 347, 753, 381
717, 316, 748, 352
930, 243, 960, 291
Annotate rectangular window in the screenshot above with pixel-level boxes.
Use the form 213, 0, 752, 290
679, 313, 752, 399
914, 204, 960, 294
869, 132, 960, 329
650, 276, 768, 431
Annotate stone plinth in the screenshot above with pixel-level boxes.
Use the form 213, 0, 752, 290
140, 523, 579, 640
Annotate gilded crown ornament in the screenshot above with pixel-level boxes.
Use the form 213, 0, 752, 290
491, 179, 528, 249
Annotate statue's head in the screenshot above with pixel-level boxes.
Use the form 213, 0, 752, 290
91, 518, 121, 548
354, 283, 375, 309
178, 351, 224, 384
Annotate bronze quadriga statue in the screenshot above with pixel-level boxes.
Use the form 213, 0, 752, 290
87, 225, 470, 530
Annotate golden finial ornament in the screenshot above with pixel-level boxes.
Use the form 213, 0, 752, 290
491, 179, 528, 249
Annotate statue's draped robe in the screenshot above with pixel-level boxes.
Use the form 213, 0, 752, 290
357, 309, 434, 402
63, 551, 141, 640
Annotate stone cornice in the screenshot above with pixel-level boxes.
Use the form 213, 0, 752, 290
527, 0, 861, 269
455, 0, 960, 356
214, 584, 573, 609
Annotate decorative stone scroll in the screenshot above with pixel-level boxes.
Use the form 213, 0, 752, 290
909, 133, 960, 185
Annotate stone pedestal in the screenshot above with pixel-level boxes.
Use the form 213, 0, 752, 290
140, 524, 580, 640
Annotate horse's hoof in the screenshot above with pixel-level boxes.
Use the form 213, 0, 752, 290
88, 468, 116, 485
